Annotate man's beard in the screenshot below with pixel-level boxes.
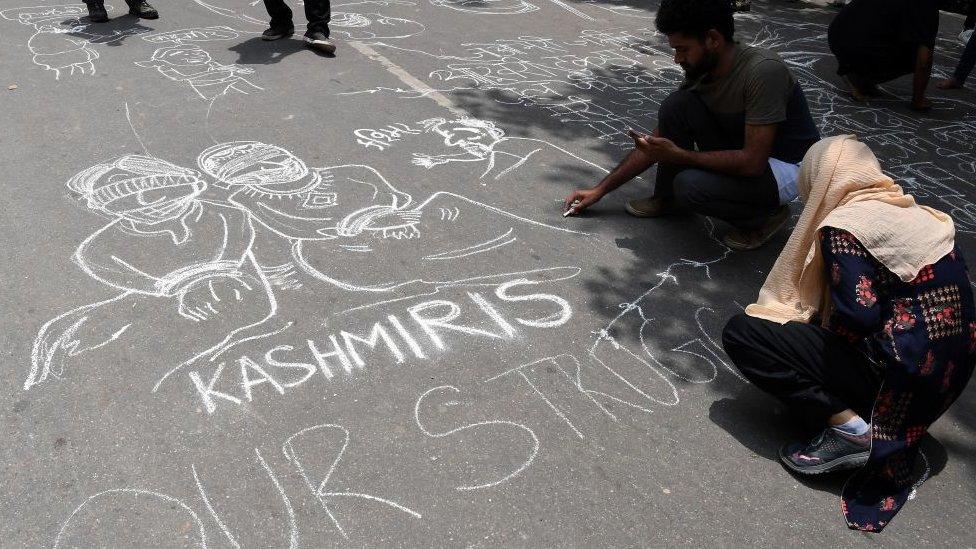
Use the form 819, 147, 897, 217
681, 50, 719, 80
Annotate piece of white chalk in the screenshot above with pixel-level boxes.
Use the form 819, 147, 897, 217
563, 200, 581, 217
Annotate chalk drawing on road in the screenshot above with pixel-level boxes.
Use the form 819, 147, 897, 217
0, 4, 146, 79
485, 219, 750, 440
28, 140, 590, 397
429, 0, 538, 15
341, 30, 666, 146
192, 465, 242, 549
282, 424, 422, 538
192, 0, 267, 25
137, 26, 262, 100
582, 1, 654, 19
372, 116, 610, 183
346, 18, 976, 232
28, 153, 279, 391
329, 12, 426, 40
415, 385, 540, 490
54, 489, 208, 548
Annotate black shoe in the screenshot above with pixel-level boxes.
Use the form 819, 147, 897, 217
779, 427, 871, 475
262, 25, 294, 41
303, 30, 336, 55
86, 2, 109, 22
127, 0, 158, 18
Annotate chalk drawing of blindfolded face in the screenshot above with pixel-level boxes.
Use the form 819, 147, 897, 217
425, 118, 505, 159
68, 155, 207, 224
197, 141, 313, 194
429, 0, 538, 15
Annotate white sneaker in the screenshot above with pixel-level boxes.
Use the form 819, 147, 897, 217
960, 29, 974, 46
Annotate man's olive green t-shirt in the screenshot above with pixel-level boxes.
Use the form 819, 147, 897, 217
681, 45, 820, 164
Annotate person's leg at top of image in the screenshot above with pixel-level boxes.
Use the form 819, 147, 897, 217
302, 0, 335, 54
938, 28, 976, 89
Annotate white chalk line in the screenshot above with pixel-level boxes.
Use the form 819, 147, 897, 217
255, 448, 300, 548
415, 385, 540, 491
192, 464, 242, 549
348, 41, 468, 118
54, 488, 208, 549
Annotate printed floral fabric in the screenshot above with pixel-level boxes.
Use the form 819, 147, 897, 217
820, 227, 976, 532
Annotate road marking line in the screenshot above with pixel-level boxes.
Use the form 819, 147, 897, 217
544, 0, 595, 19
348, 41, 468, 118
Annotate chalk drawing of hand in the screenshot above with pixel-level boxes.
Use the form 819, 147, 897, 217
176, 275, 254, 322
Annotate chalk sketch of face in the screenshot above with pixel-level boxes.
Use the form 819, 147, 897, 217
145, 45, 213, 67
68, 156, 207, 224
329, 12, 425, 40
429, 0, 538, 15
426, 118, 505, 159
1, 4, 89, 26
198, 141, 311, 192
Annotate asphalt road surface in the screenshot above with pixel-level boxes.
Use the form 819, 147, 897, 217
1, 0, 975, 546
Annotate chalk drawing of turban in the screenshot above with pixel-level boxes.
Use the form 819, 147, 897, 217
67, 155, 205, 211
197, 141, 313, 194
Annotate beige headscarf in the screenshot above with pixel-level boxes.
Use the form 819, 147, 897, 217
746, 135, 956, 324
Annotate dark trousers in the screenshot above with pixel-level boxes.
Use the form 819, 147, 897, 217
653, 90, 780, 231
263, 0, 330, 34
955, 30, 976, 84
722, 313, 884, 425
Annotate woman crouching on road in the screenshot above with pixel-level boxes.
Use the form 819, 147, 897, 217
722, 134, 975, 532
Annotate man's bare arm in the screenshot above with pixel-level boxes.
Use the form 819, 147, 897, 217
666, 123, 777, 178
563, 129, 659, 213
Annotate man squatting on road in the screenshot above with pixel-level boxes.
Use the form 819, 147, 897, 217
724, 135, 975, 532
565, 0, 821, 251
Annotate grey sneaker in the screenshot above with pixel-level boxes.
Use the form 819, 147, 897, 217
780, 427, 871, 475
625, 196, 675, 218
304, 31, 336, 54
723, 205, 790, 251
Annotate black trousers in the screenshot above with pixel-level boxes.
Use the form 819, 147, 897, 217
722, 313, 884, 424
263, 0, 330, 34
653, 90, 780, 230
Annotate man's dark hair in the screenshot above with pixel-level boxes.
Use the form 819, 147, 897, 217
655, 0, 735, 42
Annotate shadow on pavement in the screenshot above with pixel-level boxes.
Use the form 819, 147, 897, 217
228, 36, 308, 65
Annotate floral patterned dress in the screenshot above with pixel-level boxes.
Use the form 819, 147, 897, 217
820, 227, 976, 532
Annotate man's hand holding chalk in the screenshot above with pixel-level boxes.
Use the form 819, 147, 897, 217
563, 199, 581, 217
562, 188, 603, 217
